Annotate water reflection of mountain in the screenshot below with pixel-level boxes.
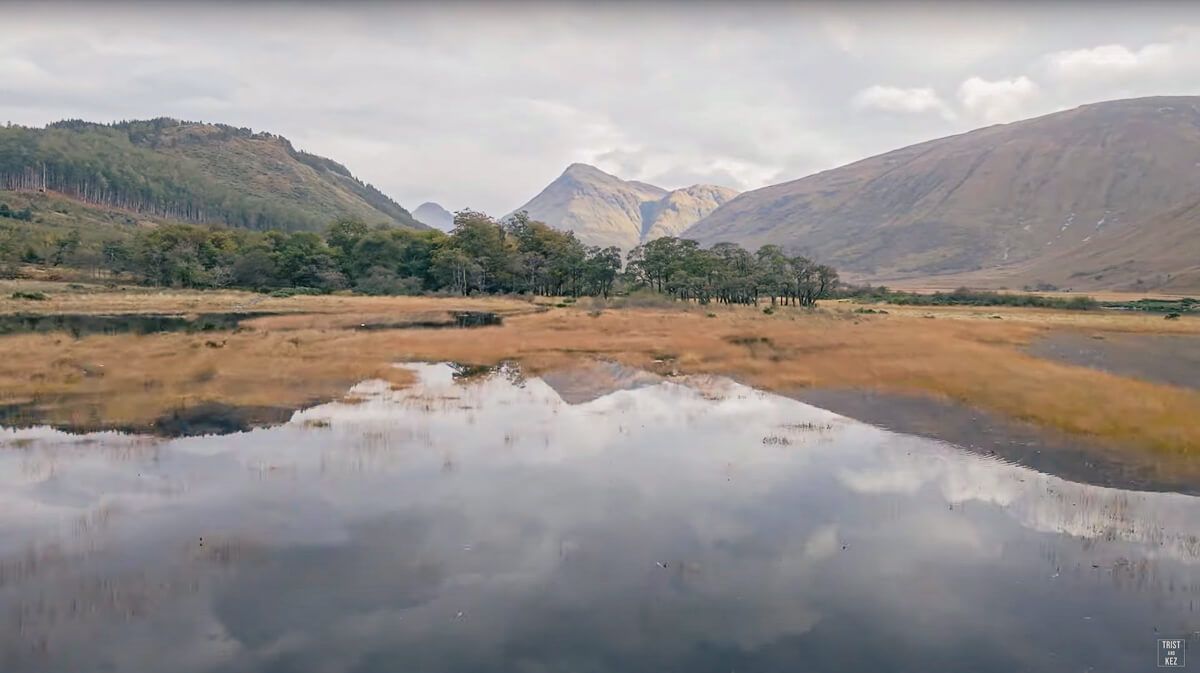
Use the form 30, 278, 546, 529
0, 363, 1197, 672
5, 364, 1200, 563
538, 361, 662, 404
360, 365, 1200, 571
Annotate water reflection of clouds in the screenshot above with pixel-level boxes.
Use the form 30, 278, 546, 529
836, 435, 1200, 565
0, 363, 1197, 672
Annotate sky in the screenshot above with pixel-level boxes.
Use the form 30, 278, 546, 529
3, 1, 1200, 215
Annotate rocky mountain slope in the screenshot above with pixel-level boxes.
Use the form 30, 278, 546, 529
512, 163, 736, 249
0, 118, 422, 232
685, 96, 1200, 291
642, 184, 741, 241
413, 201, 455, 231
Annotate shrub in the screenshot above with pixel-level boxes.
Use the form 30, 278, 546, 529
607, 288, 679, 309
1064, 296, 1099, 310
267, 286, 324, 298
834, 285, 1098, 310
10, 291, 48, 301
355, 266, 423, 296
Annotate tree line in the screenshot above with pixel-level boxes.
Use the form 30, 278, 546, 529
626, 237, 837, 306
4, 208, 838, 304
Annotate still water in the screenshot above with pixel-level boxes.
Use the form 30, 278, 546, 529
1, 363, 1197, 672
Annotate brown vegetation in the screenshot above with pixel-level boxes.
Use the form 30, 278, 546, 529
0, 283, 1197, 463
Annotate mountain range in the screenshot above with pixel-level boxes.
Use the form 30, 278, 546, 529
3, 97, 1198, 292
511, 163, 737, 249
684, 96, 1200, 292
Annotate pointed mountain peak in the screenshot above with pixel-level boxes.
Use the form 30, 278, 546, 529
511, 164, 734, 249
563, 162, 602, 174
560, 162, 620, 182
412, 201, 455, 231
670, 184, 739, 199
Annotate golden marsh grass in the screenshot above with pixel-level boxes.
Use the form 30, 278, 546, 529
0, 285, 1197, 462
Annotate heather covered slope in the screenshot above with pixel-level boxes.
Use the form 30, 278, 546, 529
900, 199, 1200, 293
685, 96, 1200, 291
0, 118, 422, 232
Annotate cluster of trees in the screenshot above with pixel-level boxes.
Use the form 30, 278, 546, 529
626, 237, 837, 306
4, 207, 840, 304
41, 210, 623, 296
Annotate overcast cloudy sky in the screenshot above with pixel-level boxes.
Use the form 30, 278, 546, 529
3, 2, 1199, 214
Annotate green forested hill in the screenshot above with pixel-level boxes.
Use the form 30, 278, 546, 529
0, 118, 422, 232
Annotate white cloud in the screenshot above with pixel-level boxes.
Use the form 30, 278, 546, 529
957, 76, 1040, 124
1043, 28, 1200, 90
1024, 28, 1200, 114
852, 85, 956, 120
1046, 43, 1174, 80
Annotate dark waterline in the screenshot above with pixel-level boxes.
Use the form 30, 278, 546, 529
0, 397, 305, 438
792, 387, 1200, 495
352, 310, 504, 331
0, 364, 1196, 672
0, 312, 278, 338
1027, 331, 1200, 391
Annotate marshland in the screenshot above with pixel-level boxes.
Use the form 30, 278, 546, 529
4, 279, 1197, 462
6, 4, 1200, 670
2, 280, 1199, 672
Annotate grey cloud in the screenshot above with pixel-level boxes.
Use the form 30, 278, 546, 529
852, 85, 956, 120
3, 2, 1200, 213
646, 167, 747, 192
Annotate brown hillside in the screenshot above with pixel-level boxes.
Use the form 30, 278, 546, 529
685, 96, 1200, 291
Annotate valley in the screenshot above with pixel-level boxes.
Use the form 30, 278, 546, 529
2, 280, 1197, 482
1, 21, 1198, 666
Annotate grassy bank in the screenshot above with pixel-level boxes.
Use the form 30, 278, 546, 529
0, 281, 1197, 466
840, 285, 1200, 314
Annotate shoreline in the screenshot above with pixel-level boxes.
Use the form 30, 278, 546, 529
0, 282, 1197, 474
